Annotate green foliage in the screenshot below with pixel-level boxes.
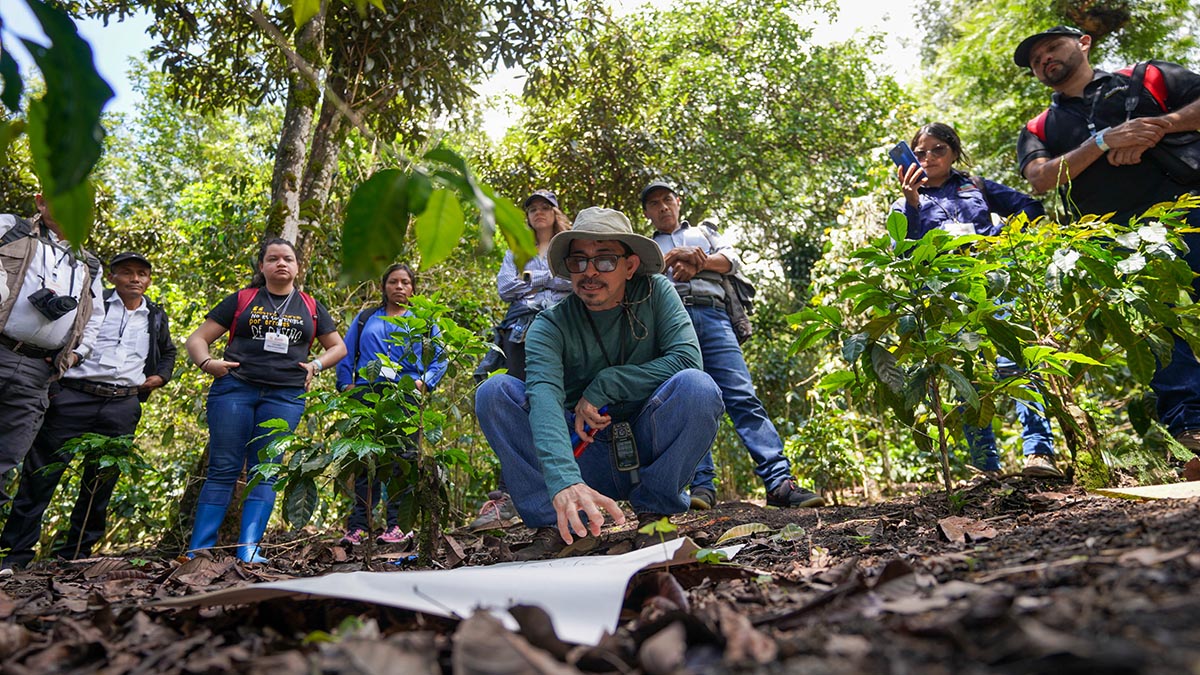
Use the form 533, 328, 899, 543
794, 196, 1200, 489
258, 294, 490, 564
44, 433, 150, 559
695, 548, 729, 564
0, 0, 113, 243
340, 148, 533, 284
915, 0, 1199, 186
483, 0, 908, 289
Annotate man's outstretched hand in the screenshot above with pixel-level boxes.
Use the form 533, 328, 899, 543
551, 483, 626, 544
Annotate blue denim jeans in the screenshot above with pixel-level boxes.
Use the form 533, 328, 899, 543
197, 375, 305, 507
475, 369, 723, 528
962, 356, 1055, 471
685, 306, 793, 493
1152, 213, 1200, 436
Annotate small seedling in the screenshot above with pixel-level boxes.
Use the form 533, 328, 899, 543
695, 548, 729, 564
638, 517, 678, 545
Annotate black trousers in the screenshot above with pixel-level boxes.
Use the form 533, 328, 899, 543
0, 386, 141, 568
345, 386, 417, 532
0, 344, 55, 506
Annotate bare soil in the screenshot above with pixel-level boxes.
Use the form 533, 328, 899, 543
2, 475, 1198, 674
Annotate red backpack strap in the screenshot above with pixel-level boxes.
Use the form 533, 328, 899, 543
299, 291, 318, 350
1025, 109, 1050, 142
1141, 63, 1169, 111
230, 287, 258, 333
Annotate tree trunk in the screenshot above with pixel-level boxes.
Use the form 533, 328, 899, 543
267, 9, 326, 244
294, 80, 349, 281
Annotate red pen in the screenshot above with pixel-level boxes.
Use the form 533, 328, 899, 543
571, 405, 609, 457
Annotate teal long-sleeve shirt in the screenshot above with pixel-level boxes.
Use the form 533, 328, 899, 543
523, 274, 702, 497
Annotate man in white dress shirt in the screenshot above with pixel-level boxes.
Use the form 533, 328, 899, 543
0, 251, 176, 569
0, 195, 104, 507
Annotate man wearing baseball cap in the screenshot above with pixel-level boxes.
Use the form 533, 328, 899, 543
475, 207, 724, 560
642, 181, 825, 509
1015, 27, 1200, 467
0, 252, 177, 569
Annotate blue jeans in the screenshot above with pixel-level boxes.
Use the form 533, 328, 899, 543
197, 375, 305, 507
963, 356, 1055, 471
686, 306, 793, 493
1152, 212, 1200, 435
475, 369, 723, 528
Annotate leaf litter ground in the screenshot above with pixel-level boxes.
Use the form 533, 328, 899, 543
2, 475, 1197, 674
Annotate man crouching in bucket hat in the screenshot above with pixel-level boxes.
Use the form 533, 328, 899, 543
475, 207, 724, 560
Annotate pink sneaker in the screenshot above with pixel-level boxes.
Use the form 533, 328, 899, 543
377, 525, 412, 544
340, 528, 368, 546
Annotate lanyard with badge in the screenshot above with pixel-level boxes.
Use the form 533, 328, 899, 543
99, 303, 136, 368
584, 308, 640, 484
263, 289, 295, 354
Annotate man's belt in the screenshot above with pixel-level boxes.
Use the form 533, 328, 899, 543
680, 295, 723, 308
0, 333, 61, 359
60, 378, 140, 398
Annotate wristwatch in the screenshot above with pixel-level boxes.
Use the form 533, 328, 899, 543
1094, 128, 1111, 152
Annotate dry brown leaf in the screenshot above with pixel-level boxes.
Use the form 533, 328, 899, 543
82, 558, 133, 579
443, 534, 467, 568
878, 595, 951, 615
0, 622, 33, 659
323, 637, 440, 675
0, 590, 14, 620
510, 604, 572, 660
638, 621, 687, 675
171, 556, 238, 587
937, 516, 998, 544
452, 611, 579, 675
716, 523, 770, 545
1116, 546, 1190, 566
825, 634, 872, 659
719, 604, 777, 664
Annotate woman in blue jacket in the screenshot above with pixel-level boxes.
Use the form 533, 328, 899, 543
892, 122, 1062, 479
336, 263, 447, 545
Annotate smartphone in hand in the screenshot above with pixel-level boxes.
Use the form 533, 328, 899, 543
888, 141, 923, 176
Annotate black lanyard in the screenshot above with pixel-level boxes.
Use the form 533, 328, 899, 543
584, 307, 628, 368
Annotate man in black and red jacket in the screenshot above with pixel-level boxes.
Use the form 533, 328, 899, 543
1015, 25, 1200, 466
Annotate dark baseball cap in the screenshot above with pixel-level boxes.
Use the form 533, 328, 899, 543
639, 181, 678, 206
108, 252, 152, 270
523, 189, 559, 209
1014, 26, 1086, 68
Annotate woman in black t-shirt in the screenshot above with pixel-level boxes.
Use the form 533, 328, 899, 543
184, 238, 346, 562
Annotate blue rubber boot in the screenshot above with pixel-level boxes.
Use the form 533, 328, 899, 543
187, 502, 229, 558
236, 498, 274, 564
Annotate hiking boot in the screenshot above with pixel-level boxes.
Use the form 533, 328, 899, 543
340, 528, 368, 546
633, 513, 679, 549
468, 491, 522, 532
766, 478, 825, 508
377, 525, 412, 545
513, 527, 568, 561
1174, 428, 1200, 452
689, 487, 716, 511
966, 465, 1003, 483
1022, 454, 1064, 478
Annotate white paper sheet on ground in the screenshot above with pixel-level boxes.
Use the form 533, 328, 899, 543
156, 537, 743, 646
1091, 482, 1200, 500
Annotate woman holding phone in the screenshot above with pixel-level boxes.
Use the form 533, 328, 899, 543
468, 189, 573, 532
891, 122, 1062, 479
894, 122, 1044, 240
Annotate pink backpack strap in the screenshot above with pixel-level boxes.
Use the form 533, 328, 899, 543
230, 287, 258, 334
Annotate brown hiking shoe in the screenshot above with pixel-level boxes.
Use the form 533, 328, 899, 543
513, 527, 597, 561
1022, 454, 1064, 478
